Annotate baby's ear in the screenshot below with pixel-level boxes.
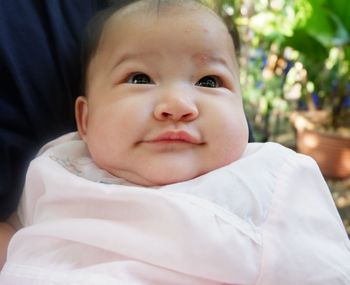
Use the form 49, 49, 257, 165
75, 96, 89, 141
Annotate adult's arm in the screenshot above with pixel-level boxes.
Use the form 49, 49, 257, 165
0, 223, 15, 270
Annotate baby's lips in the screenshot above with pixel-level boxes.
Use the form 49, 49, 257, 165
147, 130, 201, 144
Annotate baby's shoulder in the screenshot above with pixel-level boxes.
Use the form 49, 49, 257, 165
240, 142, 317, 174
242, 142, 294, 158
36, 132, 83, 157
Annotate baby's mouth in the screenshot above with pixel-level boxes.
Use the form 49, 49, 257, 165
147, 130, 201, 144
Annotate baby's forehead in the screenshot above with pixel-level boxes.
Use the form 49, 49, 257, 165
105, 1, 227, 32
103, 10, 231, 56
88, 1, 238, 72
101, 8, 235, 57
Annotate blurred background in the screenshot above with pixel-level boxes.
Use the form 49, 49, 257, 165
201, 0, 350, 235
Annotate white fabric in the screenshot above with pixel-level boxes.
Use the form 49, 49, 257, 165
1, 132, 349, 284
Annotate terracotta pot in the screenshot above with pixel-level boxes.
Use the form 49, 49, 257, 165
290, 111, 350, 179
296, 129, 350, 179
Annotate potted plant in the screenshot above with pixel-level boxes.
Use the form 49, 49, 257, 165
286, 0, 350, 178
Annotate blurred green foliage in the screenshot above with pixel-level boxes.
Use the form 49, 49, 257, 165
201, 0, 350, 142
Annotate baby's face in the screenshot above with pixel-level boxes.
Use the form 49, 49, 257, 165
76, 8, 248, 186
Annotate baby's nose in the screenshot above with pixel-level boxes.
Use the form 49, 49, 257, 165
153, 95, 199, 122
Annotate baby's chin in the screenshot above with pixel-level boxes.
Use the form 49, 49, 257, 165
112, 167, 212, 187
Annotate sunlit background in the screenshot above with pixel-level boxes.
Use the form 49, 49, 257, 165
200, 0, 350, 235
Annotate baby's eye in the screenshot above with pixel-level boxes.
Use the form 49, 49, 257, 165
127, 73, 154, 84
195, 76, 220, 88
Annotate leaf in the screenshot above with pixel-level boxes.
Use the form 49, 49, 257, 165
303, 0, 350, 47
326, 0, 350, 33
283, 29, 328, 62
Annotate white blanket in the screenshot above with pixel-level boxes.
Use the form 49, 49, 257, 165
1, 133, 349, 284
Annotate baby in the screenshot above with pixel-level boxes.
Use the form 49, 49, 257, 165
1, 0, 349, 284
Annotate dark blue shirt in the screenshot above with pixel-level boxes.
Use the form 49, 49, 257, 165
0, 0, 109, 220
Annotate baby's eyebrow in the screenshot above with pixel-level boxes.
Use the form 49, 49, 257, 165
191, 52, 229, 68
111, 51, 158, 71
191, 52, 239, 86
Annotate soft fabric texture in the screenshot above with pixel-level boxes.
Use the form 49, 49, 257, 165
1, 133, 349, 284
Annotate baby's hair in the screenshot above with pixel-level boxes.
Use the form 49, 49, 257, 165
80, 0, 135, 93
80, 0, 236, 94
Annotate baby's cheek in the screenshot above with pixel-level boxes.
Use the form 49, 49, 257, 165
217, 121, 248, 157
